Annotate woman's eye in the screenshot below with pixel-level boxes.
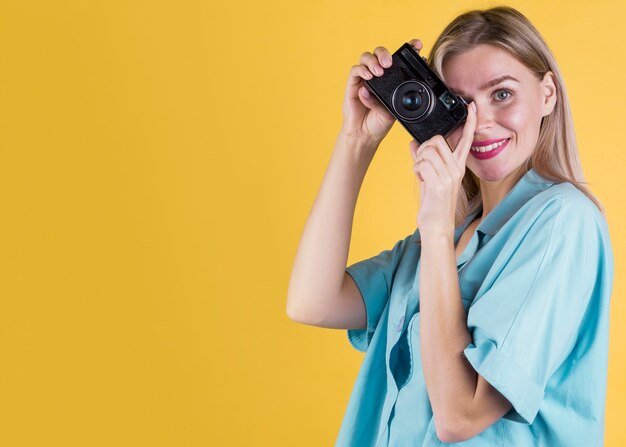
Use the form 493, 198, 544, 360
494, 89, 512, 101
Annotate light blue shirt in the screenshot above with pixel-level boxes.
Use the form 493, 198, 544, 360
336, 168, 614, 446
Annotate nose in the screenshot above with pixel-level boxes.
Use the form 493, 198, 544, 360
474, 103, 493, 135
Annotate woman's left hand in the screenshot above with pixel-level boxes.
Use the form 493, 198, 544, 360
410, 102, 477, 235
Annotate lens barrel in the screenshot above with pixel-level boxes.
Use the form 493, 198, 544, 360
392, 80, 434, 121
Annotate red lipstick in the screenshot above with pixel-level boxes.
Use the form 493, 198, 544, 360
471, 138, 508, 147
470, 138, 510, 160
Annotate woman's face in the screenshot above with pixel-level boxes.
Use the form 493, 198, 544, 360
443, 44, 557, 183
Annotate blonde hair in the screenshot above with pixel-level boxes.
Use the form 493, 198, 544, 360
427, 5, 605, 227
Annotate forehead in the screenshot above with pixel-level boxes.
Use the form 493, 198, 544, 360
442, 44, 533, 94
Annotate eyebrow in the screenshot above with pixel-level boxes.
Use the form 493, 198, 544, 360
450, 75, 520, 96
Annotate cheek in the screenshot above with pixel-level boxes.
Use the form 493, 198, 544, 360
498, 102, 537, 135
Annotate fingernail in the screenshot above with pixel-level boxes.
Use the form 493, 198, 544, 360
471, 102, 477, 112
382, 57, 392, 67
362, 88, 370, 98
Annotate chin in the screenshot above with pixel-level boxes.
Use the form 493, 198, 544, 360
468, 164, 511, 183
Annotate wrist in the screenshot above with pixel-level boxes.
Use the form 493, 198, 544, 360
418, 226, 455, 241
336, 131, 380, 161
338, 128, 381, 149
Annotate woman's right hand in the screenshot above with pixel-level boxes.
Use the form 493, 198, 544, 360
340, 39, 424, 146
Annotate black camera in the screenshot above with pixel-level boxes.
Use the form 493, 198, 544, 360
364, 42, 469, 144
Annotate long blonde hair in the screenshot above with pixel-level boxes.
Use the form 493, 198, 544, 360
427, 6, 605, 227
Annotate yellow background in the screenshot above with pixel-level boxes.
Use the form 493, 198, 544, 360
0, 0, 623, 445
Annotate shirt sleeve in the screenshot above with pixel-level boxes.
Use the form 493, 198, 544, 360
462, 195, 609, 425
346, 232, 415, 352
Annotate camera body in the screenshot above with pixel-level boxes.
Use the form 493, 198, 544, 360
364, 43, 469, 144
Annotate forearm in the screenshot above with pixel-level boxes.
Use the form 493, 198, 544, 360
286, 132, 377, 320
419, 230, 477, 436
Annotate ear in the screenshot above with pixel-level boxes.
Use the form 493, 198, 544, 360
540, 71, 557, 117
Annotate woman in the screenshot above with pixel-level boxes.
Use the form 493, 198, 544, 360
286, 6, 614, 446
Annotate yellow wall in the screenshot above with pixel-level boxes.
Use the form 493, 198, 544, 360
0, 0, 623, 445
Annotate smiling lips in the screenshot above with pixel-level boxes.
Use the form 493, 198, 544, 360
470, 138, 510, 159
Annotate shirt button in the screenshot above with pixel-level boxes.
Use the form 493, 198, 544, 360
397, 315, 405, 332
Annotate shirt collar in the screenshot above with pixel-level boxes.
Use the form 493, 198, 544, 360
476, 168, 556, 236
413, 168, 557, 241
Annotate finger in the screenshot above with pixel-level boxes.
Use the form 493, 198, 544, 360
427, 135, 456, 168
416, 147, 447, 180
414, 137, 437, 161
428, 135, 466, 180
409, 39, 423, 52
358, 86, 395, 121
413, 149, 437, 187
346, 64, 374, 88
373, 46, 393, 68
409, 135, 452, 169
414, 158, 427, 183
453, 101, 477, 165
409, 139, 421, 162
417, 159, 437, 185
359, 51, 385, 77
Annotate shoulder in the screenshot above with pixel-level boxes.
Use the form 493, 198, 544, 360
521, 183, 612, 265
538, 181, 600, 211
497, 181, 610, 257
526, 182, 607, 231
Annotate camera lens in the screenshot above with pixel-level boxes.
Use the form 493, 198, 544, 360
402, 91, 422, 111
392, 81, 434, 122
